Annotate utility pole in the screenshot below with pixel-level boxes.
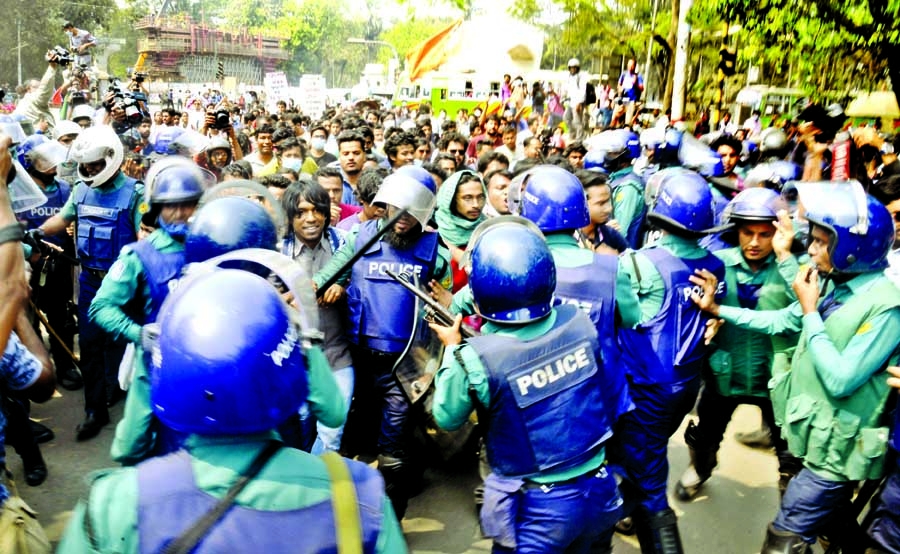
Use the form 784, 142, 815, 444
17, 18, 23, 86
670, 0, 693, 120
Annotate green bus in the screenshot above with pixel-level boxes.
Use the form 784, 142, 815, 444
393, 72, 505, 118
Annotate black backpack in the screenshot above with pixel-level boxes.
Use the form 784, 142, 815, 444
584, 81, 597, 105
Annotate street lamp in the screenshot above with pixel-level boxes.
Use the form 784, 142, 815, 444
347, 38, 400, 89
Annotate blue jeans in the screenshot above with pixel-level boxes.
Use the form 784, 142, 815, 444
869, 461, 900, 553
773, 468, 856, 543
311, 365, 354, 454
488, 466, 623, 554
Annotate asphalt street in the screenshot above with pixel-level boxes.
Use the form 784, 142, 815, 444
13, 383, 802, 553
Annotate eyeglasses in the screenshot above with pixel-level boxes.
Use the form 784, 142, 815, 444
448, 149, 464, 155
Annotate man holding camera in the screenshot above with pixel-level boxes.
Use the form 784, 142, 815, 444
63, 22, 97, 68
13, 51, 62, 135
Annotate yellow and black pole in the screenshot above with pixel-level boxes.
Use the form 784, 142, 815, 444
713, 23, 736, 129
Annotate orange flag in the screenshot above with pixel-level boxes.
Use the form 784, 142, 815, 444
405, 19, 464, 82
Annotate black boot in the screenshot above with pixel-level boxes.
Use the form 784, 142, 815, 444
377, 453, 410, 520
76, 411, 110, 442
635, 508, 684, 554
21, 448, 47, 486
760, 523, 811, 554
675, 421, 718, 501
29, 420, 54, 444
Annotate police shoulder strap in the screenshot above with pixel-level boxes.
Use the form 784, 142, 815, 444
161, 440, 282, 554
321, 452, 364, 554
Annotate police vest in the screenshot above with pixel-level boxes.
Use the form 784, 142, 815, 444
553, 253, 619, 371
467, 305, 612, 479
610, 170, 646, 249
618, 246, 726, 385
771, 276, 900, 482
74, 176, 139, 271
20, 179, 71, 242
136, 449, 383, 554
347, 219, 439, 354
706, 248, 798, 398
125, 238, 185, 323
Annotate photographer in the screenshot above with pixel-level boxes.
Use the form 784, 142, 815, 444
63, 22, 97, 68
199, 102, 243, 161
103, 78, 150, 137
13, 50, 62, 135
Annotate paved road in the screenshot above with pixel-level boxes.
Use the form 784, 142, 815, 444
17, 384, 795, 552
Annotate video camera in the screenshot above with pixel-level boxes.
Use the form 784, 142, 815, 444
106, 79, 147, 128
49, 46, 74, 66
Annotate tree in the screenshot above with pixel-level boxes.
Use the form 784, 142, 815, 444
694, 0, 900, 105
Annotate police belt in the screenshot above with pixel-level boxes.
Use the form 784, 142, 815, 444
522, 461, 607, 491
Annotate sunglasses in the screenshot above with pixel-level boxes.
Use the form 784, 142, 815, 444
448, 149, 464, 155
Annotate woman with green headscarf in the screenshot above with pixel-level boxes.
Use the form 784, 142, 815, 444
434, 169, 487, 292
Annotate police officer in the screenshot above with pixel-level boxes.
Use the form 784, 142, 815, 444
57, 268, 406, 553
675, 188, 802, 501
89, 157, 207, 344
586, 129, 646, 248
515, 165, 640, 379
690, 180, 900, 554
35, 125, 144, 440
431, 221, 625, 553
614, 167, 728, 554
16, 134, 82, 390
313, 166, 452, 518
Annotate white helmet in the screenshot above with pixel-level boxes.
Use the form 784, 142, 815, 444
372, 169, 437, 227
54, 120, 82, 141
69, 126, 124, 187
567, 58, 580, 68
71, 104, 96, 124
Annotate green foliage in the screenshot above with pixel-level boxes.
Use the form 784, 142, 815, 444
378, 17, 456, 65
693, 0, 900, 99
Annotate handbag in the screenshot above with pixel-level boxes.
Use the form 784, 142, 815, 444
0, 468, 51, 554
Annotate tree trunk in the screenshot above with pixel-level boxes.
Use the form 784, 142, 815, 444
888, 43, 900, 123
662, 0, 679, 113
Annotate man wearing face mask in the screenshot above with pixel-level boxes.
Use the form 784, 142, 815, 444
278, 137, 318, 177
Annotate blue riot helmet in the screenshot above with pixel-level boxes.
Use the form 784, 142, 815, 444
16, 135, 49, 172
149, 269, 309, 435
622, 129, 641, 160
654, 127, 683, 167
796, 180, 893, 273
145, 157, 214, 240
679, 133, 725, 177
372, 166, 437, 227
185, 196, 279, 264
646, 167, 722, 237
468, 223, 556, 323
518, 165, 590, 232
588, 130, 634, 173
722, 187, 786, 224
583, 149, 608, 172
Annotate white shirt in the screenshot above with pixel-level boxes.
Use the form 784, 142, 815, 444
566, 71, 586, 105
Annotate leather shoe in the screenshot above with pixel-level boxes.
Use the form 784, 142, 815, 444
57, 367, 83, 391
75, 412, 109, 442
29, 420, 54, 444
22, 451, 47, 486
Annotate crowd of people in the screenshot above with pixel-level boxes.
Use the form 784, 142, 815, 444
1, 34, 900, 554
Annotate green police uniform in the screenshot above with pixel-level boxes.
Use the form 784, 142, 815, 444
707, 248, 799, 397
58, 172, 145, 232
610, 168, 643, 236
718, 272, 900, 481
57, 434, 407, 553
